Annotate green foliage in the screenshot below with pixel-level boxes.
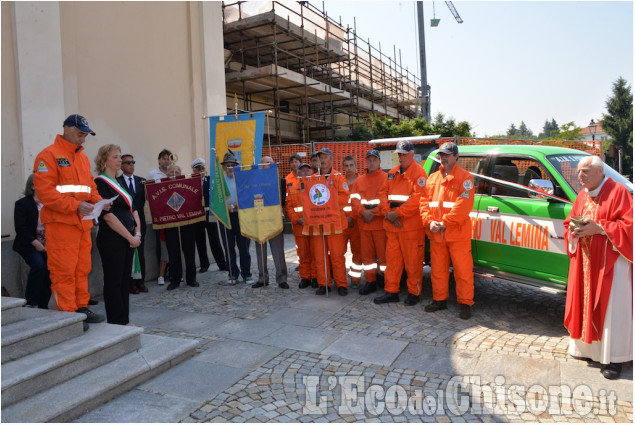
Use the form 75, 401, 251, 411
506, 121, 535, 139
602, 76, 633, 179
544, 121, 584, 141
363, 114, 472, 139
539, 118, 559, 139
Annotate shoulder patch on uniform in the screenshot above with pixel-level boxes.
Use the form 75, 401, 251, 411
387, 173, 395, 180
287, 182, 293, 188
463, 179, 473, 190
36, 161, 48, 172
460, 190, 470, 199
417, 176, 426, 187
343, 182, 349, 191
55, 156, 71, 167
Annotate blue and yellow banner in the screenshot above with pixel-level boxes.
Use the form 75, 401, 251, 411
208, 112, 265, 180
234, 163, 283, 243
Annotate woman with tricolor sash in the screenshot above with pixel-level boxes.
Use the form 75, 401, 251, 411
93, 144, 141, 325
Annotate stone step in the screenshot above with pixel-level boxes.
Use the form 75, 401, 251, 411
2, 323, 143, 407
1, 333, 199, 423
1, 297, 27, 325
1, 308, 86, 363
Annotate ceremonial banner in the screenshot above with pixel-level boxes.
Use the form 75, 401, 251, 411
208, 112, 265, 179
301, 175, 343, 236
234, 163, 283, 243
211, 155, 232, 229
146, 176, 206, 229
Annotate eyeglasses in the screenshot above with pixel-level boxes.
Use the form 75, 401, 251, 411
123, 161, 136, 165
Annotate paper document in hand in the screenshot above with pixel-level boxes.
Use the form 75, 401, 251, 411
81, 196, 118, 220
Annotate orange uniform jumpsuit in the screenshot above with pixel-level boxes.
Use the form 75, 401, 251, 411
420, 164, 475, 306
33, 135, 102, 312
351, 168, 388, 283
378, 162, 427, 296
284, 178, 317, 281
343, 176, 362, 284
310, 169, 349, 288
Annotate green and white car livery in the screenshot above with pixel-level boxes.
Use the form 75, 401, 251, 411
423, 145, 633, 292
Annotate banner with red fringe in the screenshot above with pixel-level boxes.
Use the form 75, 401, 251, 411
301, 175, 343, 236
146, 176, 206, 229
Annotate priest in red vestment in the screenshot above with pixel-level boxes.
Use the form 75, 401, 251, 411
563, 155, 633, 380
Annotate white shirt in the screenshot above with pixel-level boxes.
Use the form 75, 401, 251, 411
147, 167, 167, 181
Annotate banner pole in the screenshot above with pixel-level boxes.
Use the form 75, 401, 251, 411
259, 241, 267, 287
221, 222, 234, 284
321, 226, 329, 298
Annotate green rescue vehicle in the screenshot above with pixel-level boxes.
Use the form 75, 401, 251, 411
422, 145, 633, 292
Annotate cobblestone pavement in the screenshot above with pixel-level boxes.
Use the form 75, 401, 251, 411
82, 234, 633, 423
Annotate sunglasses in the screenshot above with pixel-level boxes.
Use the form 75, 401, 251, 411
123, 161, 136, 165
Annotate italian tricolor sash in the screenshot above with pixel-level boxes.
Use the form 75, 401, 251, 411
96, 173, 133, 212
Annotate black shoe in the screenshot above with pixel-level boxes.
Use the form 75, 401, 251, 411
199, 265, 209, 273
252, 281, 268, 288
166, 282, 179, 291
299, 279, 311, 289
279, 282, 289, 289
373, 292, 400, 304
459, 303, 471, 320
316, 286, 327, 295
76, 307, 105, 324
404, 293, 420, 306
602, 363, 622, 380
88, 298, 99, 306
83, 322, 89, 332
337, 287, 348, 296
359, 282, 377, 295
187, 281, 200, 287
311, 279, 318, 288
424, 300, 447, 312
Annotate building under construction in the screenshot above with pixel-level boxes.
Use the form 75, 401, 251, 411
222, 1, 421, 144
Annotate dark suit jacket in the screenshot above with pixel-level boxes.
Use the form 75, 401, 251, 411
117, 174, 147, 234
13, 196, 39, 253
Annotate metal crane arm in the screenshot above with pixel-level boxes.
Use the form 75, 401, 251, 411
445, 1, 463, 23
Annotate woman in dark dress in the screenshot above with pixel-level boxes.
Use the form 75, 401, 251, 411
93, 144, 141, 325
13, 174, 52, 308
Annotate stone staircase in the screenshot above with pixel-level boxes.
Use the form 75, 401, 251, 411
1, 297, 198, 423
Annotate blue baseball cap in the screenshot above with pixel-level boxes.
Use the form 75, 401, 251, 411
395, 140, 414, 154
366, 149, 380, 159
438, 142, 459, 155
319, 147, 333, 156
63, 114, 95, 135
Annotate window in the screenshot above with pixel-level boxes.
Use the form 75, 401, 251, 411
491, 157, 551, 198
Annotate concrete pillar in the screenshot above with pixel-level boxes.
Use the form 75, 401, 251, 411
12, 1, 65, 174
201, 2, 227, 117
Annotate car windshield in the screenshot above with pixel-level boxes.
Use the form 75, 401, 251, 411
546, 153, 633, 194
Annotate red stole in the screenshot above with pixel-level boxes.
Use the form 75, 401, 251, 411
563, 178, 633, 343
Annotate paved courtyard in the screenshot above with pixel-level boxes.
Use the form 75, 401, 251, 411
76, 234, 632, 423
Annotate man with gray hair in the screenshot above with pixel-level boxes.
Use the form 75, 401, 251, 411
563, 155, 633, 380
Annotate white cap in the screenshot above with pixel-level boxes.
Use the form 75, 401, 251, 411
191, 157, 206, 168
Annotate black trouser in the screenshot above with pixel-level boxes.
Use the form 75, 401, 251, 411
165, 224, 197, 285
17, 247, 52, 308
195, 214, 228, 270
97, 229, 133, 325
219, 212, 251, 280
194, 220, 210, 269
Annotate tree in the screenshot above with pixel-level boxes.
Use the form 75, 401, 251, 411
539, 118, 559, 139
506, 123, 519, 138
363, 114, 472, 139
602, 76, 633, 179
518, 121, 534, 138
547, 121, 583, 141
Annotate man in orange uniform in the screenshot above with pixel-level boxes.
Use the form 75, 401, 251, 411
342, 156, 362, 289
284, 163, 317, 289
350, 149, 388, 295
374, 140, 427, 306
420, 142, 475, 320
285, 154, 302, 196
312, 148, 350, 296
33, 114, 105, 329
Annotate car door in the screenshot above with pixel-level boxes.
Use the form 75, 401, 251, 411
474, 154, 572, 287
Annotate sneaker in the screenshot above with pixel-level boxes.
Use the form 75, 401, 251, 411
76, 307, 105, 324
219, 279, 237, 286
359, 282, 377, 295
157, 277, 165, 285
404, 293, 420, 306
424, 300, 448, 313
373, 292, 400, 304
459, 303, 471, 320
245, 276, 254, 285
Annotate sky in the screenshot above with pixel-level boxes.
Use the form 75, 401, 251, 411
321, 1, 633, 137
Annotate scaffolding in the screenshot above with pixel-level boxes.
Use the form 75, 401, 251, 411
222, 1, 421, 144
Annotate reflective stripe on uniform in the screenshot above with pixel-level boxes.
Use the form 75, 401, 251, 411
349, 193, 361, 200
361, 198, 380, 205
443, 202, 455, 208
56, 185, 92, 194
348, 270, 362, 278
294, 206, 303, 212
388, 194, 409, 202
362, 263, 378, 270
343, 206, 353, 212
429, 201, 439, 207
379, 265, 387, 272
